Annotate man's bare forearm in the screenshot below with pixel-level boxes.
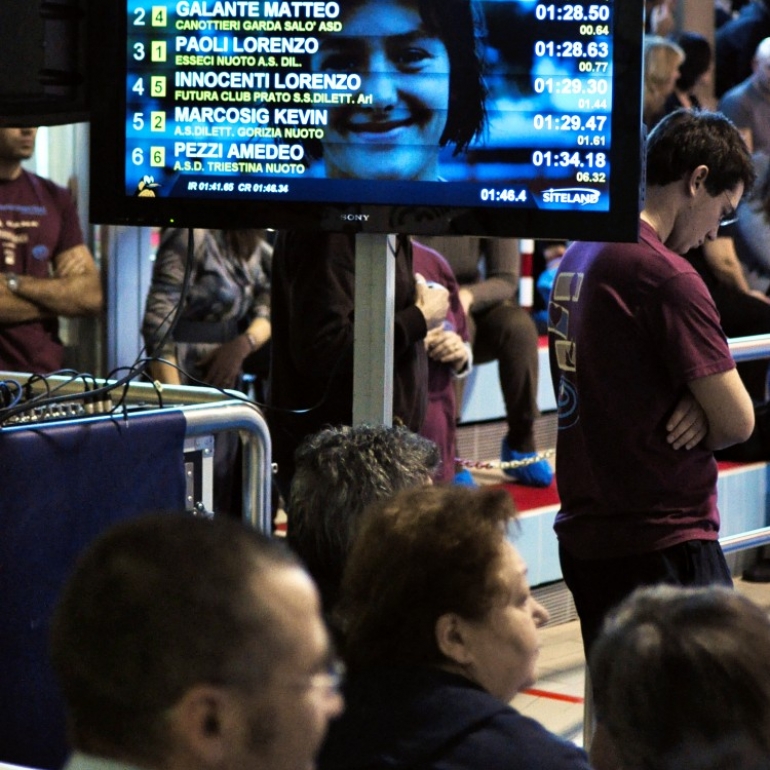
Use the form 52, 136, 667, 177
0, 284, 54, 322
7, 271, 103, 317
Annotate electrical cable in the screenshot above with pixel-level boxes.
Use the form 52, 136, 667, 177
0, 229, 198, 426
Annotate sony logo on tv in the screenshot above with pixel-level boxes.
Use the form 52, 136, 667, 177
340, 213, 370, 222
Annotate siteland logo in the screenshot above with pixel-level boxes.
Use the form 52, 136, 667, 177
541, 188, 601, 205
340, 213, 371, 222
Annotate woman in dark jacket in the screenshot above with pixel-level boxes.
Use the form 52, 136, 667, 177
320, 485, 592, 770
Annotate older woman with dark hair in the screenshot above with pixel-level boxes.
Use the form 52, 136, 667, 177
306, 0, 487, 180
319, 485, 591, 770
589, 584, 770, 770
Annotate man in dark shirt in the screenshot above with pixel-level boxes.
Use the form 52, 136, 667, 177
548, 110, 756, 657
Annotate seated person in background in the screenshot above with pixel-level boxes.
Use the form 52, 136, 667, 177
733, 150, 770, 290
685, 233, 770, 404
715, 0, 736, 30
320, 485, 592, 770
683, 166, 770, 463
715, 0, 770, 98
50, 513, 344, 770
643, 36, 684, 128
663, 32, 715, 114
718, 36, 770, 154
142, 228, 273, 516
142, 228, 272, 391
418, 235, 552, 487
589, 584, 770, 770
287, 423, 439, 616
412, 238, 472, 484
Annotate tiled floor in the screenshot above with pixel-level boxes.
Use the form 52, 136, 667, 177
512, 577, 770, 749
513, 617, 587, 746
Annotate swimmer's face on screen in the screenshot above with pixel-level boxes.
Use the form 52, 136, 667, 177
311, 0, 450, 181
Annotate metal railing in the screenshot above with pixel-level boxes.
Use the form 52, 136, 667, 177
720, 333, 770, 553
0, 372, 272, 532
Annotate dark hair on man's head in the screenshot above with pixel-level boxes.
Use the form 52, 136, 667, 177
646, 109, 755, 194
590, 585, 770, 770
337, 485, 517, 672
674, 32, 712, 93
287, 423, 439, 613
50, 514, 298, 764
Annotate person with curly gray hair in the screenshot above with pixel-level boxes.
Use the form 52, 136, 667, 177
287, 423, 439, 614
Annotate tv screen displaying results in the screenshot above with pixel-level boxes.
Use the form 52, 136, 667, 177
89, 0, 645, 240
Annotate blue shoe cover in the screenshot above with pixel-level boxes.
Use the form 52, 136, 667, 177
501, 438, 553, 487
453, 468, 478, 487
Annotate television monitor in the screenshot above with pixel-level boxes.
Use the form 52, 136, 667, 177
88, 0, 645, 241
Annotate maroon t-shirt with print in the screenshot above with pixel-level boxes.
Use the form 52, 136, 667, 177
548, 220, 735, 560
0, 170, 84, 373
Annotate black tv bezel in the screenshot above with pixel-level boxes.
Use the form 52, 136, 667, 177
0, 0, 91, 129
88, 0, 645, 242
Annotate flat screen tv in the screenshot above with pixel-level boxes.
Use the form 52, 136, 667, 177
89, 0, 645, 240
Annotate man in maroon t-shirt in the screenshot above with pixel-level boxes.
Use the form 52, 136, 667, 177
0, 127, 102, 373
548, 110, 757, 660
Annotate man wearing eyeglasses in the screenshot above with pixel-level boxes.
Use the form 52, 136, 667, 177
50, 513, 344, 770
547, 109, 757, 661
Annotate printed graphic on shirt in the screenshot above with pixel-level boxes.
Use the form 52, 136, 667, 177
0, 202, 49, 268
548, 270, 583, 430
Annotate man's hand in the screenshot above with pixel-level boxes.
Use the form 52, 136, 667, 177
415, 273, 449, 330
666, 392, 708, 450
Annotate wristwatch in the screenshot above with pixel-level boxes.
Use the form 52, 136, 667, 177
5, 273, 19, 293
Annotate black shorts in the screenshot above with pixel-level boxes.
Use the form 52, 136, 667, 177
559, 539, 733, 662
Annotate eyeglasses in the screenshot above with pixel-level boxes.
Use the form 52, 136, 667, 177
279, 659, 346, 696
220, 657, 345, 699
309, 659, 346, 695
719, 190, 739, 227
